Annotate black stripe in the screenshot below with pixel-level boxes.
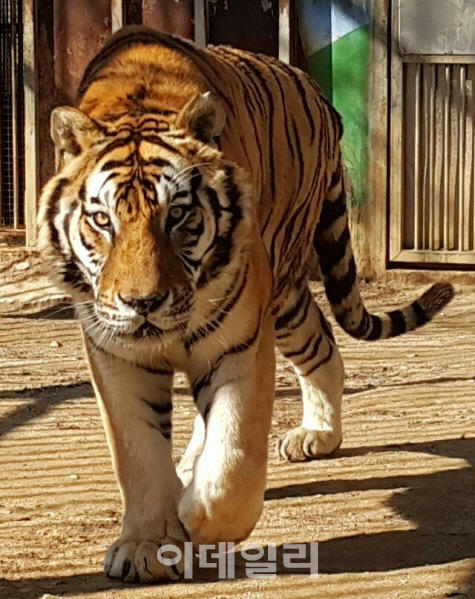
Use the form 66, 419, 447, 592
295, 334, 323, 367
234, 54, 276, 202
279, 292, 311, 333
329, 162, 343, 188
100, 159, 133, 172
283, 335, 313, 359
349, 309, 370, 338
236, 60, 267, 116
211, 311, 262, 365
275, 286, 310, 331
45, 178, 70, 252
142, 398, 172, 415
315, 195, 347, 238
140, 157, 171, 169
279, 63, 316, 143
79, 228, 95, 252
319, 309, 335, 342
79, 183, 86, 201
203, 402, 212, 424
303, 343, 333, 377
412, 300, 430, 325
97, 138, 133, 160
366, 316, 383, 341
323, 255, 357, 306
145, 419, 171, 440
138, 364, 173, 376
192, 375, 207, 402
192, 311, 262, 402
388, 310, 407, 337
280, 198, 315, 266
315, 226, 351, 273
204, 173, 243, 276
291, 117, 305, 195
186, 263, 248, 349
62, 259, 91, 292
269, 65, 296, 163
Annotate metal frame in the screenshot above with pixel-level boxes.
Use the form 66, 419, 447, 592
23, 0, 37, 246
193, 0, 295, 61
389, 1, 475, 266
278, 0, 293, 64
193, 0, 207, 47
111, 0, 124, 33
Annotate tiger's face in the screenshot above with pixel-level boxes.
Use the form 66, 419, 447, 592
38, 98, 254, 348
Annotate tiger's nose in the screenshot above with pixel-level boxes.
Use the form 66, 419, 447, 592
119, 290, 170, 315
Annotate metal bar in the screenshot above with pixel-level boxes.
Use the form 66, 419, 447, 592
0, 4, 3, 224
403, 54, 475, 64
470, 66, 475, 251
443, 65, 450, 250
447, 64, 457, 250
414, 63, 421, 249
432, 64, 442, 251
428, 64, 435, 250
392, 248, 475, 265
193, 0, 207, 47
464, 67, 473, 251
458, 65, 466, 251
23, 0, 38, 246
278, 0, 291, 64
11, 0, 19, 230
111, 0, 123, 33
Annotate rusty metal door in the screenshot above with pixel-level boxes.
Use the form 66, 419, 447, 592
0, 0, 25, 243
390, 0, 475, 267
0, 0, 294, 248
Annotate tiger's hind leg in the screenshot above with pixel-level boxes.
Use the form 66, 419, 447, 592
275, 282, 344, 462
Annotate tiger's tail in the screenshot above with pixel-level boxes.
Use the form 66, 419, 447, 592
313, 164, 455, 341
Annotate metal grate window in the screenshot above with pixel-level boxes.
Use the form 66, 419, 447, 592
403, 63, 475, 253
0, 0, 25, 230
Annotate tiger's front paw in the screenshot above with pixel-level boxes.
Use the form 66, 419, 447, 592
104, 537, 187, 583
104, 512, 189, 584
277, 427, 341, 462
178, 478, 262, 549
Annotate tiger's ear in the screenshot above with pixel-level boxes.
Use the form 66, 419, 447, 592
176, 92, 226, 144
50, 107, 102, 166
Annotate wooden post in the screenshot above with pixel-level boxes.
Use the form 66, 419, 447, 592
111, 0, 124, 33
350, 0, 390, 278
23, 0, 38, 247
194, 0, 207, 47
278, 0, 293, 64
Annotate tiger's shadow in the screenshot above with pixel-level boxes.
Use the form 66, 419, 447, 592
266, 436, 475, 576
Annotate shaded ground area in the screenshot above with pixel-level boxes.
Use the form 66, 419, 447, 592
0, 278, 475, 598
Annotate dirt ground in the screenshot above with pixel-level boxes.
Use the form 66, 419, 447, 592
1, 273, 475, 599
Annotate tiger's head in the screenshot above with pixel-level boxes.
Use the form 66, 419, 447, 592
38, 93, 256, 349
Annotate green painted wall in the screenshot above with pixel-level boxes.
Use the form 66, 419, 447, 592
301, 3, 371, 207
332, 24, 370, 206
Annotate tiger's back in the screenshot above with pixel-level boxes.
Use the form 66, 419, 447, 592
77, 26, 341, 298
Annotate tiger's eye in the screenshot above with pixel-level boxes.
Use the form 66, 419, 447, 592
92, 211, 111, 228
170, 206, 185, 220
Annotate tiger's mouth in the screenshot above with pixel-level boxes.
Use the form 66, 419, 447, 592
133, 321, 166, 338
78, 300, 191, 347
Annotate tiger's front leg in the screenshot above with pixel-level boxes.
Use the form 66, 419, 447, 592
84, 336, 187, 583
179, 314, 275, 549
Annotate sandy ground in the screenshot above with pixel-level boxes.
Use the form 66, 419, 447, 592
0, 276, 475, 599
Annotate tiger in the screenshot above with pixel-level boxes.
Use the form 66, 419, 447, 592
37, 25, 454, 583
